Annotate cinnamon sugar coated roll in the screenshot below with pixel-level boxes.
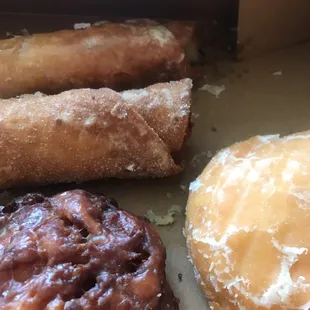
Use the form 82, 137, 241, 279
0, 190, 178, 309
0, 79, 192, 189
186, 131, 310, 309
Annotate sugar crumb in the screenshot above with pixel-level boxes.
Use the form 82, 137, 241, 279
199, 84, 225, 98
207, 150, 213, 158
74, 23, 91, 30
191, 113, 200, 119
126, 164, 135, 172
93, 21, 109, 26
145, 205, 183, 226
191, 152, 207, 168
180, 184, 186, 191
21, 28, 29, 36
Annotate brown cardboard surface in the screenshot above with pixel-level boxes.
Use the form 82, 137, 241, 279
1, 15, 310, 310
238, 0, 310, 59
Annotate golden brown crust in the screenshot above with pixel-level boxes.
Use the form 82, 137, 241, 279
0, 21, 187, 98
0, 81, 192, 189
121, 78, 192, 152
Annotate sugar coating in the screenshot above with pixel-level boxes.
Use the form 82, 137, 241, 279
189, 178, 202, 192
0, 82, 191, 188
121, 79, 192, 153
149, 25, 174, 47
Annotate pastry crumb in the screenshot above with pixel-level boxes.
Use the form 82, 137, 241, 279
145, 205, 183, 226
273, 71, 283, 76
6, 28, 29, 38
93, 21, 109, 26
207, 150, 213, 158
191, 152, 207, 167
191, 113, 200, 119
21, 28, 29, 36
180, 184, 186, 191
199, 84, 225, 98
126, 164, 135, 172
74, 23, 91, 30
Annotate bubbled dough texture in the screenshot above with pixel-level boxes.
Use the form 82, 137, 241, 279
186, 131, 310, 309
0, 21, 186, 98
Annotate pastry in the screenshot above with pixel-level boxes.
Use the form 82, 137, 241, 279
0, 79, 192, 188
0, 21, 188, 98
0, 189, 178, 309
186, 132, 310, 309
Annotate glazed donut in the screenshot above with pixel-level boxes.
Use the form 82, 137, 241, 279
186, 132, 310, 309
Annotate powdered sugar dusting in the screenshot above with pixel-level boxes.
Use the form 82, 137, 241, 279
110, 104, 128, 119
161, 88, 174, 106
74, 23, 91, 30
149, 25, 174, 46
84, 115, 97, 126
121, 89, 149, 101
121, 79, 192, 152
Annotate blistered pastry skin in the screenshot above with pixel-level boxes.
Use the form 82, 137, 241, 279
186, 132, 310, 309
0, 190, 179, 310
0, 79, 192, 189
0, 21, 187, 98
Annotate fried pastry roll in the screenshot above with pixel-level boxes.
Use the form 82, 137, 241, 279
0, 79, 192, 188
0, 21, 189, 98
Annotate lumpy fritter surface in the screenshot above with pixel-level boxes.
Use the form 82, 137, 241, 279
0, 190, 178, 310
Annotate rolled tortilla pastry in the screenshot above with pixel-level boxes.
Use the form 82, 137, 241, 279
0, 79, 192, 189
0, 21, 188, 99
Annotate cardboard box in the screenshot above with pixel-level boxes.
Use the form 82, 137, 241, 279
238, 0, 310, 59
1, 5, 310, 310
0, 0, 236, 20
